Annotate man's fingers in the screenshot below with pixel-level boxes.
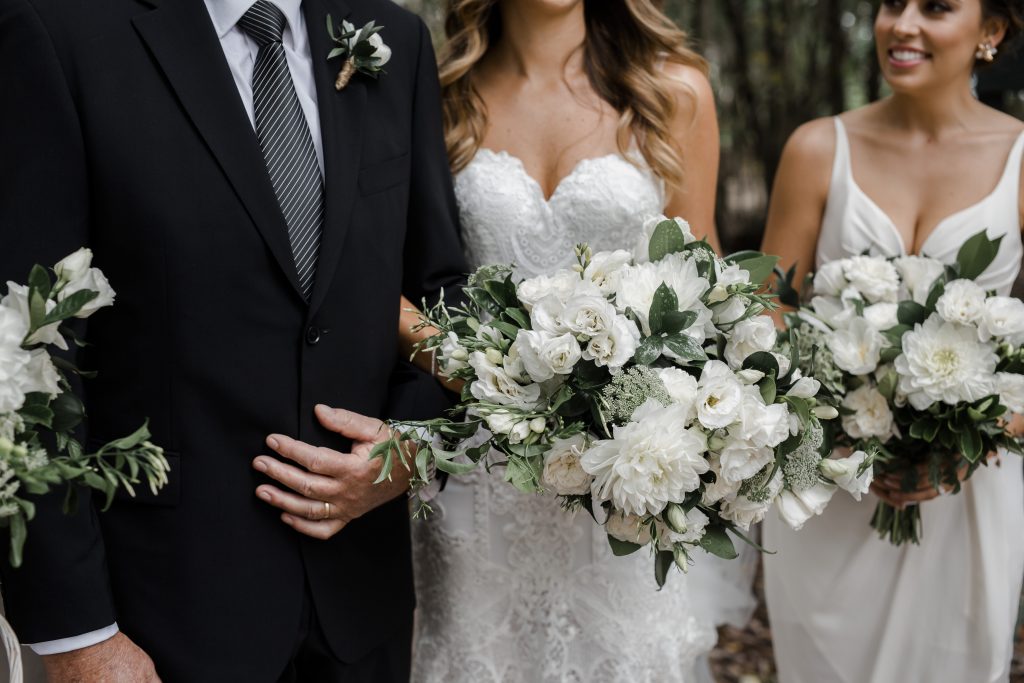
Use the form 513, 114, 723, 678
315, 404, 387, 443
256, 485, 334, 520
281, 513, 346, 540
265, 434, 339, 474
253, 455, 337, 499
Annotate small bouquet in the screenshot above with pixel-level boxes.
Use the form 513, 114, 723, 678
0, 249, 168, 567
780, 230, 1024, 544
376, 217, 868, 585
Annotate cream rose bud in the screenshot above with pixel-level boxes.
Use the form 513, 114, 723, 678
841, 383, 894, 441
708, 263, 750, 303
862, 302, 899, 331
843, 255, 900, 303
583, 250, 632, 293
696, 361, 744, 429
541, 433, 591, 495
775, 482, 836, 530
997, 372, 1024, 414
977, 296, 1024, 344
936, 279, 987, 326
893, 255, 945, 304
812, 261, 847, 297
438, 332, 469, 375
605, 509, 653, 545
819, 450, 873, 501
786, 376, 821, 399
735, 369, 764, 384
829, 318, 884, 375
724, 316, 777, 369
54, 248, 94, 284
367, 32, 391, 65
512, 330, 581, 383
583, 315, 640, 372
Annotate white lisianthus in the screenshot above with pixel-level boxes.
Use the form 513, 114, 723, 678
0, 305, 31, 414
843, 255, 900, 303
935, 279, 987, 326
718, 436, 775, 486
58, 267, 116, 319
719, 471, 783, 531
711, 295, 749, 326
605, 509, 653, 545
732, 386, 791, 449
583, 400, 709, 516
701, 455, 742, 504
977, 296, 1024, 345
829, 318, 885, 375
862, 302, 899, 331
633, 215, 695, 262
819, 450, 873, 501
656, 367, 699, 423
528, 295, 570, 335
483, 410, 532, 444
517, 270, 580, 310
813, 261, 848, 297
657, 507, 710, 547
583, 315, 640, 373
438, 332, 469, 375
54, 248, 94, 285
997, 372, 1024, 414
366, 32, 391, 66
893, 255, 945, 304
775, 482, 837, 530
561, 294, 618, 337
541, 433, 591, 495
583, 250, 632, 294
894, 316, 998, 409
695, 361, 744, 429
841, 383, 895, 442
512, 331, 582, 383
724, 316, 777, 369
786, 377, 821, 399
469, 351, 542, 408
20, 349, 60, 398
2, 283, 67, 350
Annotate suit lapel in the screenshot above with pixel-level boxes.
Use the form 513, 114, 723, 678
133, 0, 305, 299
303, 0, 366, 316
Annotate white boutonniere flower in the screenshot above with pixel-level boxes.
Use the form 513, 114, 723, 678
326, 16, 391, 91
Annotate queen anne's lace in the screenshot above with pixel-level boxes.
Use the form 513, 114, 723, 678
411, 150, 716, 682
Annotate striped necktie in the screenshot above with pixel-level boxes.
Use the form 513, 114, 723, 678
238, 0, 323, 300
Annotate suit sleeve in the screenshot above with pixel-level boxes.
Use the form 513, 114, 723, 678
401, 18, 468, 308
0, 0, 117, 643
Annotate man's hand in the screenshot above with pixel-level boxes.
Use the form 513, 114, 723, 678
253, 405, 413, 540
43, 632, 160, 683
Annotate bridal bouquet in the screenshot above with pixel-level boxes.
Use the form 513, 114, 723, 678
0, 249, 168, 567
780, 230, 1024, 544
377, 217, 868, 585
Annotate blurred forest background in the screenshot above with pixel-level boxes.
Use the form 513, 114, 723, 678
402, 2, 1024, 682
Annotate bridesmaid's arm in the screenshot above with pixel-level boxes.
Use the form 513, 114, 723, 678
759, 118, 835, 324
398, 295, 463, 393
662, 63, 721, 254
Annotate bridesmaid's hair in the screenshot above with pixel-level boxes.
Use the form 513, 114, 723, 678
982, 0, 1024, 53
438, 0, 708, 186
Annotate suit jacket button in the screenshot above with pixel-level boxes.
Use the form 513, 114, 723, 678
305, 326, 321, 345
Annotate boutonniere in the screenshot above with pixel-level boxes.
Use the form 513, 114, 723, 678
326, 15, 391, 91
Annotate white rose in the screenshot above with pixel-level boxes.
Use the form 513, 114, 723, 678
58, 267, 116, 319
19, 348, 60, 398
561, 294, 618, 337
656, 367, 699, 423
893, 255, 945, 304
819, 450, 873, 501
775, 482, 837, 530
894, 316, 998, 410
812, 261, 848, 297
605, 509, 653, 545
634, 215, 695, 262
2, 283, 67, 350
786, 377, 821, 399
862, 302, 899, 331
583, 400, 708, 516
711, 295, 749, 325
512, 331, 581, 383
583, 250, 633, 294
843, 255, 900, 303
541, 433, 591, 495
468, 351, 542, 408
367, 32, 391, 66
695, 361, 744, 429
718, 437, 775, 486
517, 270, 580, 310
54, 248, 94, 285
583, 315, 640, 373
977, 296, 1024, 345
997, 372, 1024, 414
527, 295, 569, 335
724, 315, 777, 369
731, 386, 790, 449
935, 279, 987, 326
841, 384, 895, 442
829, 318, 885, 375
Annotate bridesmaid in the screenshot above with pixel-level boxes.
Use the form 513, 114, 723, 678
760, 1, 1024, 681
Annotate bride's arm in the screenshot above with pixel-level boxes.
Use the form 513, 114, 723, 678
661, 63, 721, 254
398, 295, 463, 393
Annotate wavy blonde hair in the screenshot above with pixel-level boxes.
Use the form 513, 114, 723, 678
438, 0, 708, 187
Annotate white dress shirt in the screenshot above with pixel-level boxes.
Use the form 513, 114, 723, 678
28, 0, 323, 655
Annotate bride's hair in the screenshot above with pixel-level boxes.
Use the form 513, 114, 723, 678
438, 0, 708, 186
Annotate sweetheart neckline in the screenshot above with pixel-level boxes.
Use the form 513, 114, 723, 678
473, 148, 639, 204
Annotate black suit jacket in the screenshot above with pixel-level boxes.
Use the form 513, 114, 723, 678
0, 0, 465, 679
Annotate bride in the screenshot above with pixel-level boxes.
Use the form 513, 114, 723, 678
398, 1, 754, 681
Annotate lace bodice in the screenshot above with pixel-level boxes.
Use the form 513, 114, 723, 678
410, 149, 716, 683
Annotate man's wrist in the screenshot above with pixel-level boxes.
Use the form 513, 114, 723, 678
30, 622, 119, 656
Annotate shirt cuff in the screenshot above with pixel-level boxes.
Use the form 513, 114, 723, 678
27, 622, 119, 655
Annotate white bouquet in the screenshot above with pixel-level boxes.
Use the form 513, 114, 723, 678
377, 217, 865, 585
780, 230, 1024, 544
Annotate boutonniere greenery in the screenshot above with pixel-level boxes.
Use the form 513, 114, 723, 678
326, 15, 391, 91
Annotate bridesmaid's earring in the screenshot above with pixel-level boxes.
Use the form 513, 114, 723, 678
975, 42, 997, 62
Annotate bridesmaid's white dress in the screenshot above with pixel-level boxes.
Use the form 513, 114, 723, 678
410, 149, 751, 682
764, 118, 1024, 683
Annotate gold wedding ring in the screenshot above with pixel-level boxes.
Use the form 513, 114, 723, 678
323, 501, 331, 519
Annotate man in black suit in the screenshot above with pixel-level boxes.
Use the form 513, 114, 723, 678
0, 0, 465, 679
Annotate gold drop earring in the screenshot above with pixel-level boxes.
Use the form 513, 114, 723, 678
975, 42, 997, 62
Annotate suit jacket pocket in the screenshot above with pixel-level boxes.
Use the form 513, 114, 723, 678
358, 152, 410, 196
87, 440, 181, 507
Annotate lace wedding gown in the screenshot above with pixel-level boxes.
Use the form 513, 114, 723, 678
763, 118, 1024, 683
410, 149, 733, 682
